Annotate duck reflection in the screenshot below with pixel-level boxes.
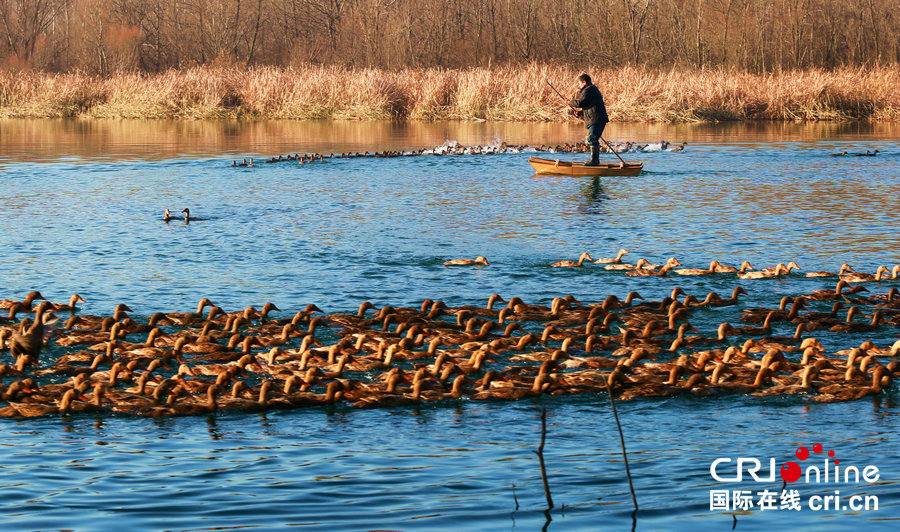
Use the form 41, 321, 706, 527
206, 416, 223, 440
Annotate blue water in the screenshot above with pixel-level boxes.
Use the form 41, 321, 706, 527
1, 120, 899, 530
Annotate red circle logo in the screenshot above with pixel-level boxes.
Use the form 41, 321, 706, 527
781, 461, 802, 483
796, 446, 810, 460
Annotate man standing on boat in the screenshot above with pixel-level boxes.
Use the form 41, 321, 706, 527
570, 73, 609, 166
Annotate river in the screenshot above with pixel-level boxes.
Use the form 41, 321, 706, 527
1, 118, 898, 530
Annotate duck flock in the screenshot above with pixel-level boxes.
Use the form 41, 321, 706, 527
2, 251, 900, 418
229, 140, 686, 166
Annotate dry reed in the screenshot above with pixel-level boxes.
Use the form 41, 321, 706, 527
1, 64, 898, 121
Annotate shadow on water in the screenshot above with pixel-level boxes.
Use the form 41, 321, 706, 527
580, 176, 607, 214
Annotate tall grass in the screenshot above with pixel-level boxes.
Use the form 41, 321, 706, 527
1, 64, 898, 121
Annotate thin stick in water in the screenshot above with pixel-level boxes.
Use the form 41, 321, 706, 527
533, 407, 554, 510
512, 482, 519, 511
603, 380, 639, 512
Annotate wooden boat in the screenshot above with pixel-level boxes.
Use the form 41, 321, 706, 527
528, 156, 643, 176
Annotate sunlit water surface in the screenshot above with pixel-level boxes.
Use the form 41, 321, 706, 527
1, 119, 899, 530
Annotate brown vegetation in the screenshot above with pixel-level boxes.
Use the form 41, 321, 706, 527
1, 1, 898, 121
1, 0, 899, 73
1, 64, 898, 121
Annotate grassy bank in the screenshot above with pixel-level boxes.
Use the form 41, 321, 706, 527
1, 64, 898, 122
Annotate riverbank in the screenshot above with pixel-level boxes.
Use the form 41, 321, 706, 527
1, 64, 898, 122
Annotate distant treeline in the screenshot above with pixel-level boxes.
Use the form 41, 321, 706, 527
2, 65, 897, 121
1, 0, 898, 74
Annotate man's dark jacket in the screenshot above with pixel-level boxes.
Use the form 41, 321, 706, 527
570, 83, 609, 127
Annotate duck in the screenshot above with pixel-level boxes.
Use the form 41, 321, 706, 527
752, 366, 819, 396
471, 373, 551, 401
72, 303, 133, 330
754, 329, 817, 353
828, 307, 887, 333
706, 366, 774, 395
712, 261, 754, 274
682, 322, 737, 346
142, 384, 220, 417
673, 260, 724, 276
595, 292, 644, 312
594, 248, 629, 264
284, 380, 345, 407
873, 287, 900, 308
8, 302, 52, 363
804, 279, 867, 301
853, 150, 879, 156
181, 208, 202, 222
164, 298, 217, 326
0, 291, 45, 311
220, 381, 275, 412
887, 265, 900, 280
805, 263, 854, 278
732, 311, 777, 336
792, 301, 845, 326
101, 327, 168, 352
813, 366, 889, 402
348, 377, 422, 408
54, 320, 125, 347
252, 323, 299, 347
551, 252, 594, 267
841, 265, 891, 282
604, 258, 656, 271
163, 209, 173, 222
700, 287, 748, 307
50, 294, 86, 312
446, 294, 506, 321
740, 296, 799, 322
443, 256, 489, 266
625, 257, 681, 277
616, 368, 687, 400
0, 302, 25, 324
829, 151, 847, 157
738, 262, 797, 279
0, 388, 77, 418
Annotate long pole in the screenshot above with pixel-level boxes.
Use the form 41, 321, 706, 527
604, 379, 639, 513
545, 80, 628, 166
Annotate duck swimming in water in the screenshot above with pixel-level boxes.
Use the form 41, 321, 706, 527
604, 258, 653, 271
673, 260, 724, 276
8, 302, 52, 363
443, 256, 489, 266
711, 261, 753, 274
551, 252, 594, 267
594, 248, 629, 264
51, 294, 86, 312
625, 257, 681, 277
0, 291, 45, 311
738, 263, 794, 279
767, 261, 800, 273
806, 263, 854, 278
841, 265, 891, 283
181, 208, 202, 222
804, 279, 866, 301
813, 366, 889, 402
